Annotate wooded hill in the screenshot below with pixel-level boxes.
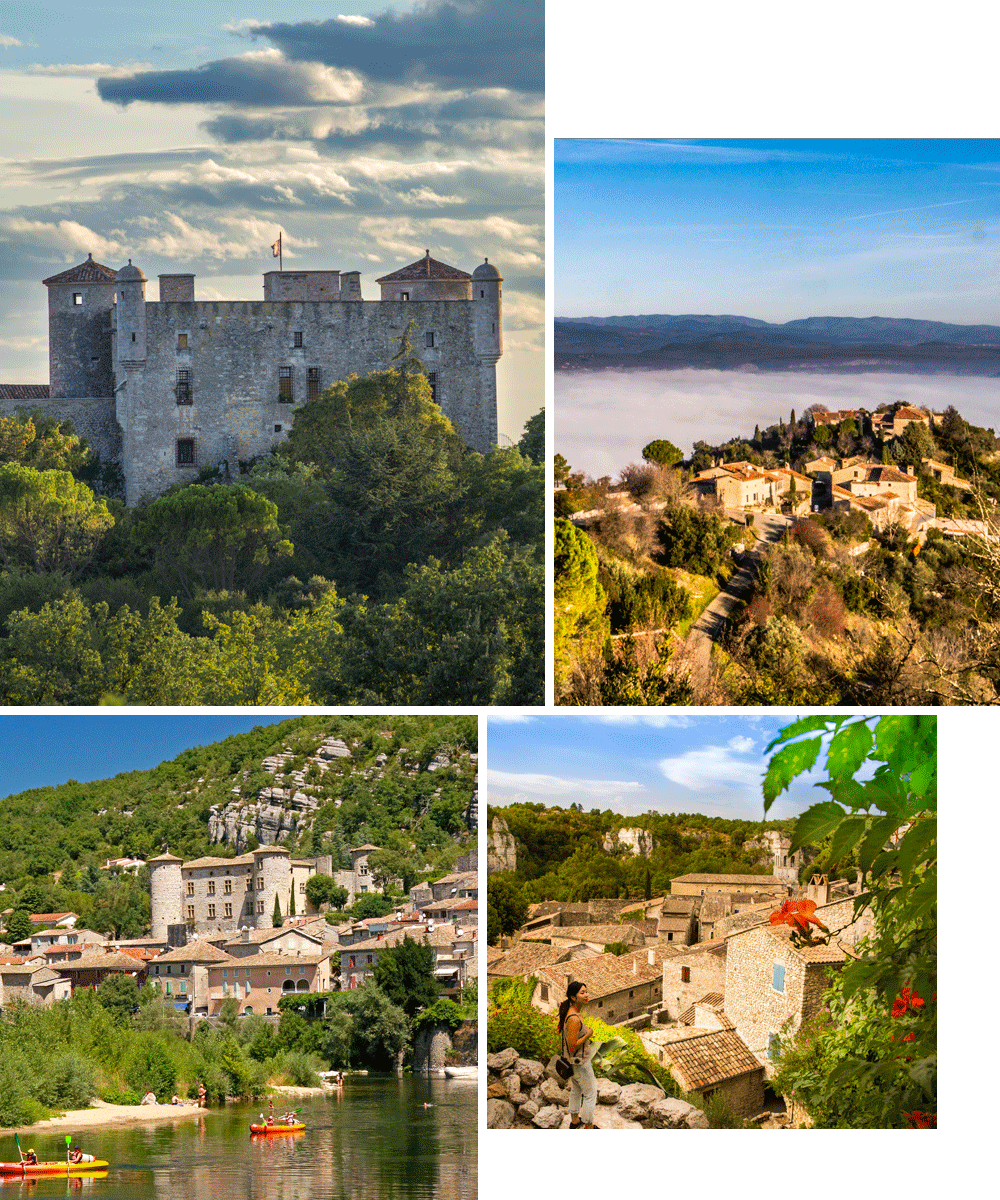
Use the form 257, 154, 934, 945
0, 715, 477, 892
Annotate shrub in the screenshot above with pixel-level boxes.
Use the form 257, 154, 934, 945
412, 998, 465, 1033
125, 1033, 177, 1100
685, 1089, 756, 1129
99, 1088, 142, 1105
32, 1051, 96, 1110
277, 1050, 324, 1087
486, 1001, 559, 1064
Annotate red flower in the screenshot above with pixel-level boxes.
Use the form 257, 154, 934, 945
891, 987, 927, 1018
903, 1111, 936, 1129
890, 1032, 916, 1042
769, 898, 829, 933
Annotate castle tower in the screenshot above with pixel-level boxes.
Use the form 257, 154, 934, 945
115, 261, 147, 365
472, 259, 502, 447
252, 846, 292, 930
42, 254, 117, 398
148, 852, 184, 940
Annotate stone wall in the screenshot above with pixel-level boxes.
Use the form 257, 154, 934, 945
660, 946, 727, 1021
0, 394, 121, 468
412, 1020, 478, 1071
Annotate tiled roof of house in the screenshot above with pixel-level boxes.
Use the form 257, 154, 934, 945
29, 913, 76, 924
207, 952, 330, 970
0, 385, 50, 401
894, 406, 929, 420
548, 923, 645, 946
486, 945, 504, 966
660, 1029, 763, 1090
676, 937, 728, 959
223, 926, 324, 948
672, 874, 783, 887
343, 928, 457, 954
57, 952, 148, 972
865, 466, 914, 484
153, 942, 236, 964
376, 254, 471, 283
488, 941, 569, 977
182, 855, 255, 869
537, 952, 661, 999
42, 256, 117, 286
620, 946, 677, 971
751, 924, 852, 963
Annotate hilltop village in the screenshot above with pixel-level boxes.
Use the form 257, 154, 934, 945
556, 399, 1000, 705
487, 822, 867, 1128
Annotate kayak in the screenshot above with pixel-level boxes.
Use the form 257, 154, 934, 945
249, 1124, 305, 1135
0, 1162, 110, 1176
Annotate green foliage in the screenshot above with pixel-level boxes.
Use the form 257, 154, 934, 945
4, 908, 32, 941
554, 519, 607, 696
0, 464, 114, 577
763, 715, 936, 1127
412, 998, 465, 1033
486, 873, 529, 945
96, 973, 140, 1025
305, 874, 349, 910
371, 936, 439, 1017
517, 409, 544, 464
272, 893, 283, 926
658, 507, 740, 577
350, 893, 395, 921
685, 1088, 756, 1128
125, 1033, 178, 1100
641, 439, 684, 467
0, 409, 90, 475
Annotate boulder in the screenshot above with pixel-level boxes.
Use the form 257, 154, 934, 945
528, 1085, 544, 1106
486, 1082, 507, 1099
684, 1107, 711, 1129
503, 1073, 522, 1103
596, 1078, 621, 1106
539, 1077, 569, 1106
487, 1047, 519, 1073
514, 1057, 545, 1087
649, 1097, 701, 1129
518, 1099, 539, 1119
617, 1082, 667, 1122
592, 1107, 643, 1129
532, 1105, 566, 1129
487, 1098, 516, 1129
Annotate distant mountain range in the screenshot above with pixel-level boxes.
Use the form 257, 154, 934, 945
555, 314, 1000, 375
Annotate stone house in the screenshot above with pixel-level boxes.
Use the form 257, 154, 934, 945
485, 940, 582, 990
29, 927, 107, 957
0, 962, 72, 1008
148, 941, 235, 1013
871, 405, 931, 440
49, 950, 148, 994
670, 873, 788, 899
656, 1028, 766, 1118
923, 458, 971, 490
428, 871, 478, 904
28, 912, 78, 929
660, 937, 729, 1022
533, 950, 663, 1025
206, 951, 333, 1017
656, 895, 699, 946
547, 923, 648, 954
723, 924, 853, 1073
219, 924, 329, 961
339, 927, 469, 992
836, 463, 919, 503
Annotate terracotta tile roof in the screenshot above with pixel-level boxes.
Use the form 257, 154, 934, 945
183, 855, 255, 868
42, 256, 117, 286
548, 923, 645, 946
376, 255, 471, 283
660, 1029, 764, 1090
28, 913, 76, 924
865, 466, 914, 484
153, 942, 235, 964
676, 937, 728, 959
488, 941, 569, 977
486, 945, 504, 966
57, 952, 148, 972
344, 928, 457, 953
538, 951, 661, 999
672, 874, 783, 887
223, 927, 324, 948
894, 406, 929, 420
0, 385, 50, 401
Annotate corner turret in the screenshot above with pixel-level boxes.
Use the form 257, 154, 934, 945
42, 253, 117, 397
116, 260, 147, 365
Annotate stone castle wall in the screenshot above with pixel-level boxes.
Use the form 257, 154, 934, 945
0, 395, 120, 467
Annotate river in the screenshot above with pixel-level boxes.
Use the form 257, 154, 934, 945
1, 1077, 476, 1200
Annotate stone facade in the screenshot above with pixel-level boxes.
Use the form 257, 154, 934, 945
660, 939, 729, 1022
20, 251, 502, 505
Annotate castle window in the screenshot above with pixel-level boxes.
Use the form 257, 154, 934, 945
307, 367, 320, 400
208, 904, 216, 918
279, 367, 293, 401
424, 332, 435, 348
293, 331, 303, 348
224, 879, 232, 894
681, 967, 691, 983
224, 902, 232, 918
176, 439, 195, 466
177, 333, 188, 349
207, 881, 215, 895
427, 372, 437, 403
299, 882, 306, 893
480, 290, 484, 298
186, 882, 194, 896
176, 370, 192, 404
73, 293, 83, 305
257, 901, 264, 914
257, 877, 264, 890
401, 292, 409, 301
274, 425, 282, 433
187, 905, 195, 920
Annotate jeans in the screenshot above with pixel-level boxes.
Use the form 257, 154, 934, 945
569, 1059, 597, 1124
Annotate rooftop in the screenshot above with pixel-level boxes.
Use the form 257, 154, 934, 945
376, 253, 471, 284
660, 1028, 764, 1090
42, 255, 117, 286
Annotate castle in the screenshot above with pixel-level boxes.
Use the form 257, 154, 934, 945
148, 843, 383, 941
9, 250, 502, 504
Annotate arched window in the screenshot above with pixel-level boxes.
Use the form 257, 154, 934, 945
282, 980, 296, 993
296, 979, 310, 992
243, 1005, 253, 1016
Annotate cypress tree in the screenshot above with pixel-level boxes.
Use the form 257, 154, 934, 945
272, 894, 282, 927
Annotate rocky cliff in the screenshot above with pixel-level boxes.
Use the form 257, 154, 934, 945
487, 816, 517, 874
602, 827, 655, 858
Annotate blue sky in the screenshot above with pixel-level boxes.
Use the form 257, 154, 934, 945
0, 1, 543, 441
487, 712, 874, 822
556, 139, 1000, 324
0, 714, 276, 800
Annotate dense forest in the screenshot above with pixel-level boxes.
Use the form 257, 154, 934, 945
0, 353, 543, 705
0, 715, 476, 939
556, 402, 1000, 705
487, 803, 795, 918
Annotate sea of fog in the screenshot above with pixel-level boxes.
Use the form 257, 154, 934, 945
555, 369, 1000, 478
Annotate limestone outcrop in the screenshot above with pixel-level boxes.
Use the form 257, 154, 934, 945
487, 816, 517, 874
602, 827, 655, 858
485, 1054, 710, 1129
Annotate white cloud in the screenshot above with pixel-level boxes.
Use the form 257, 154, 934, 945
0, 34, 22, 48
337, 15, 375, 26
31, 63, 155, 78
658, 745, 764, 792
4, 216, 124, 260
487, 769, 646, 799
728, 735, 755, 752
582, 712, 693, 729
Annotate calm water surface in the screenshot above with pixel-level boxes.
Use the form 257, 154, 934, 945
3, 1077, 475, 1200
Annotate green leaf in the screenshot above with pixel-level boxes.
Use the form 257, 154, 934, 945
827, 816, 869, 865
789, 801, 849, 854
765, 716, 839, 754
906, 756, 936, 809
763, 738, 822, 811
826, 721, 874, 781
896, 818, 937, 884
858, 817, 900, 875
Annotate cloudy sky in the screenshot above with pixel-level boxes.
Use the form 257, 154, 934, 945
556, 139, 1000, 324
486, 711, 861, 821
0, 1, 542, 441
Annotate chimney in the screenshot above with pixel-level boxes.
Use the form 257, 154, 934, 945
241, 927, 250, 943
633, 957, 637, 975
648, 948, 655, 966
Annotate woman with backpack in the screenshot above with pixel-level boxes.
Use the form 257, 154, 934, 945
558, 982, 597, 1129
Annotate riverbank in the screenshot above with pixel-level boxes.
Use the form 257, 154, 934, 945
8, 1098, 223, 1136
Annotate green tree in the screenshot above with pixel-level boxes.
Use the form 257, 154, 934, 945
0, 410, 90, 474
486, 873, 529, 945
305, 874, 349, 910
130, 485, 292, 601
0, 464, 114, 576
891, 420, 935, 471
371, 936, 439, 1016
350, 982, 411, 1069
366, 848, 412, 895
350, 893, 395, 921
554, 519, 607, 698
96, 972, 140, 1024
272, 893, 283, 926
517, 409, 544, 464
763, 715, 936, 1128
641, 439, 684, 468
4, 908, 32, 942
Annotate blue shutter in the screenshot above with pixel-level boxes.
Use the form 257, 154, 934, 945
772, 962, 785, 992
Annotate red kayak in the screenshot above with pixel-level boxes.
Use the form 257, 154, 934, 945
0, 1161, 109, 1176
249, 1124, 305, 1135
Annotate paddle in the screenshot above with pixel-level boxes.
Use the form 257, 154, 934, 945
13, 1133, 24, 1177
65, 1135, 72, 1166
